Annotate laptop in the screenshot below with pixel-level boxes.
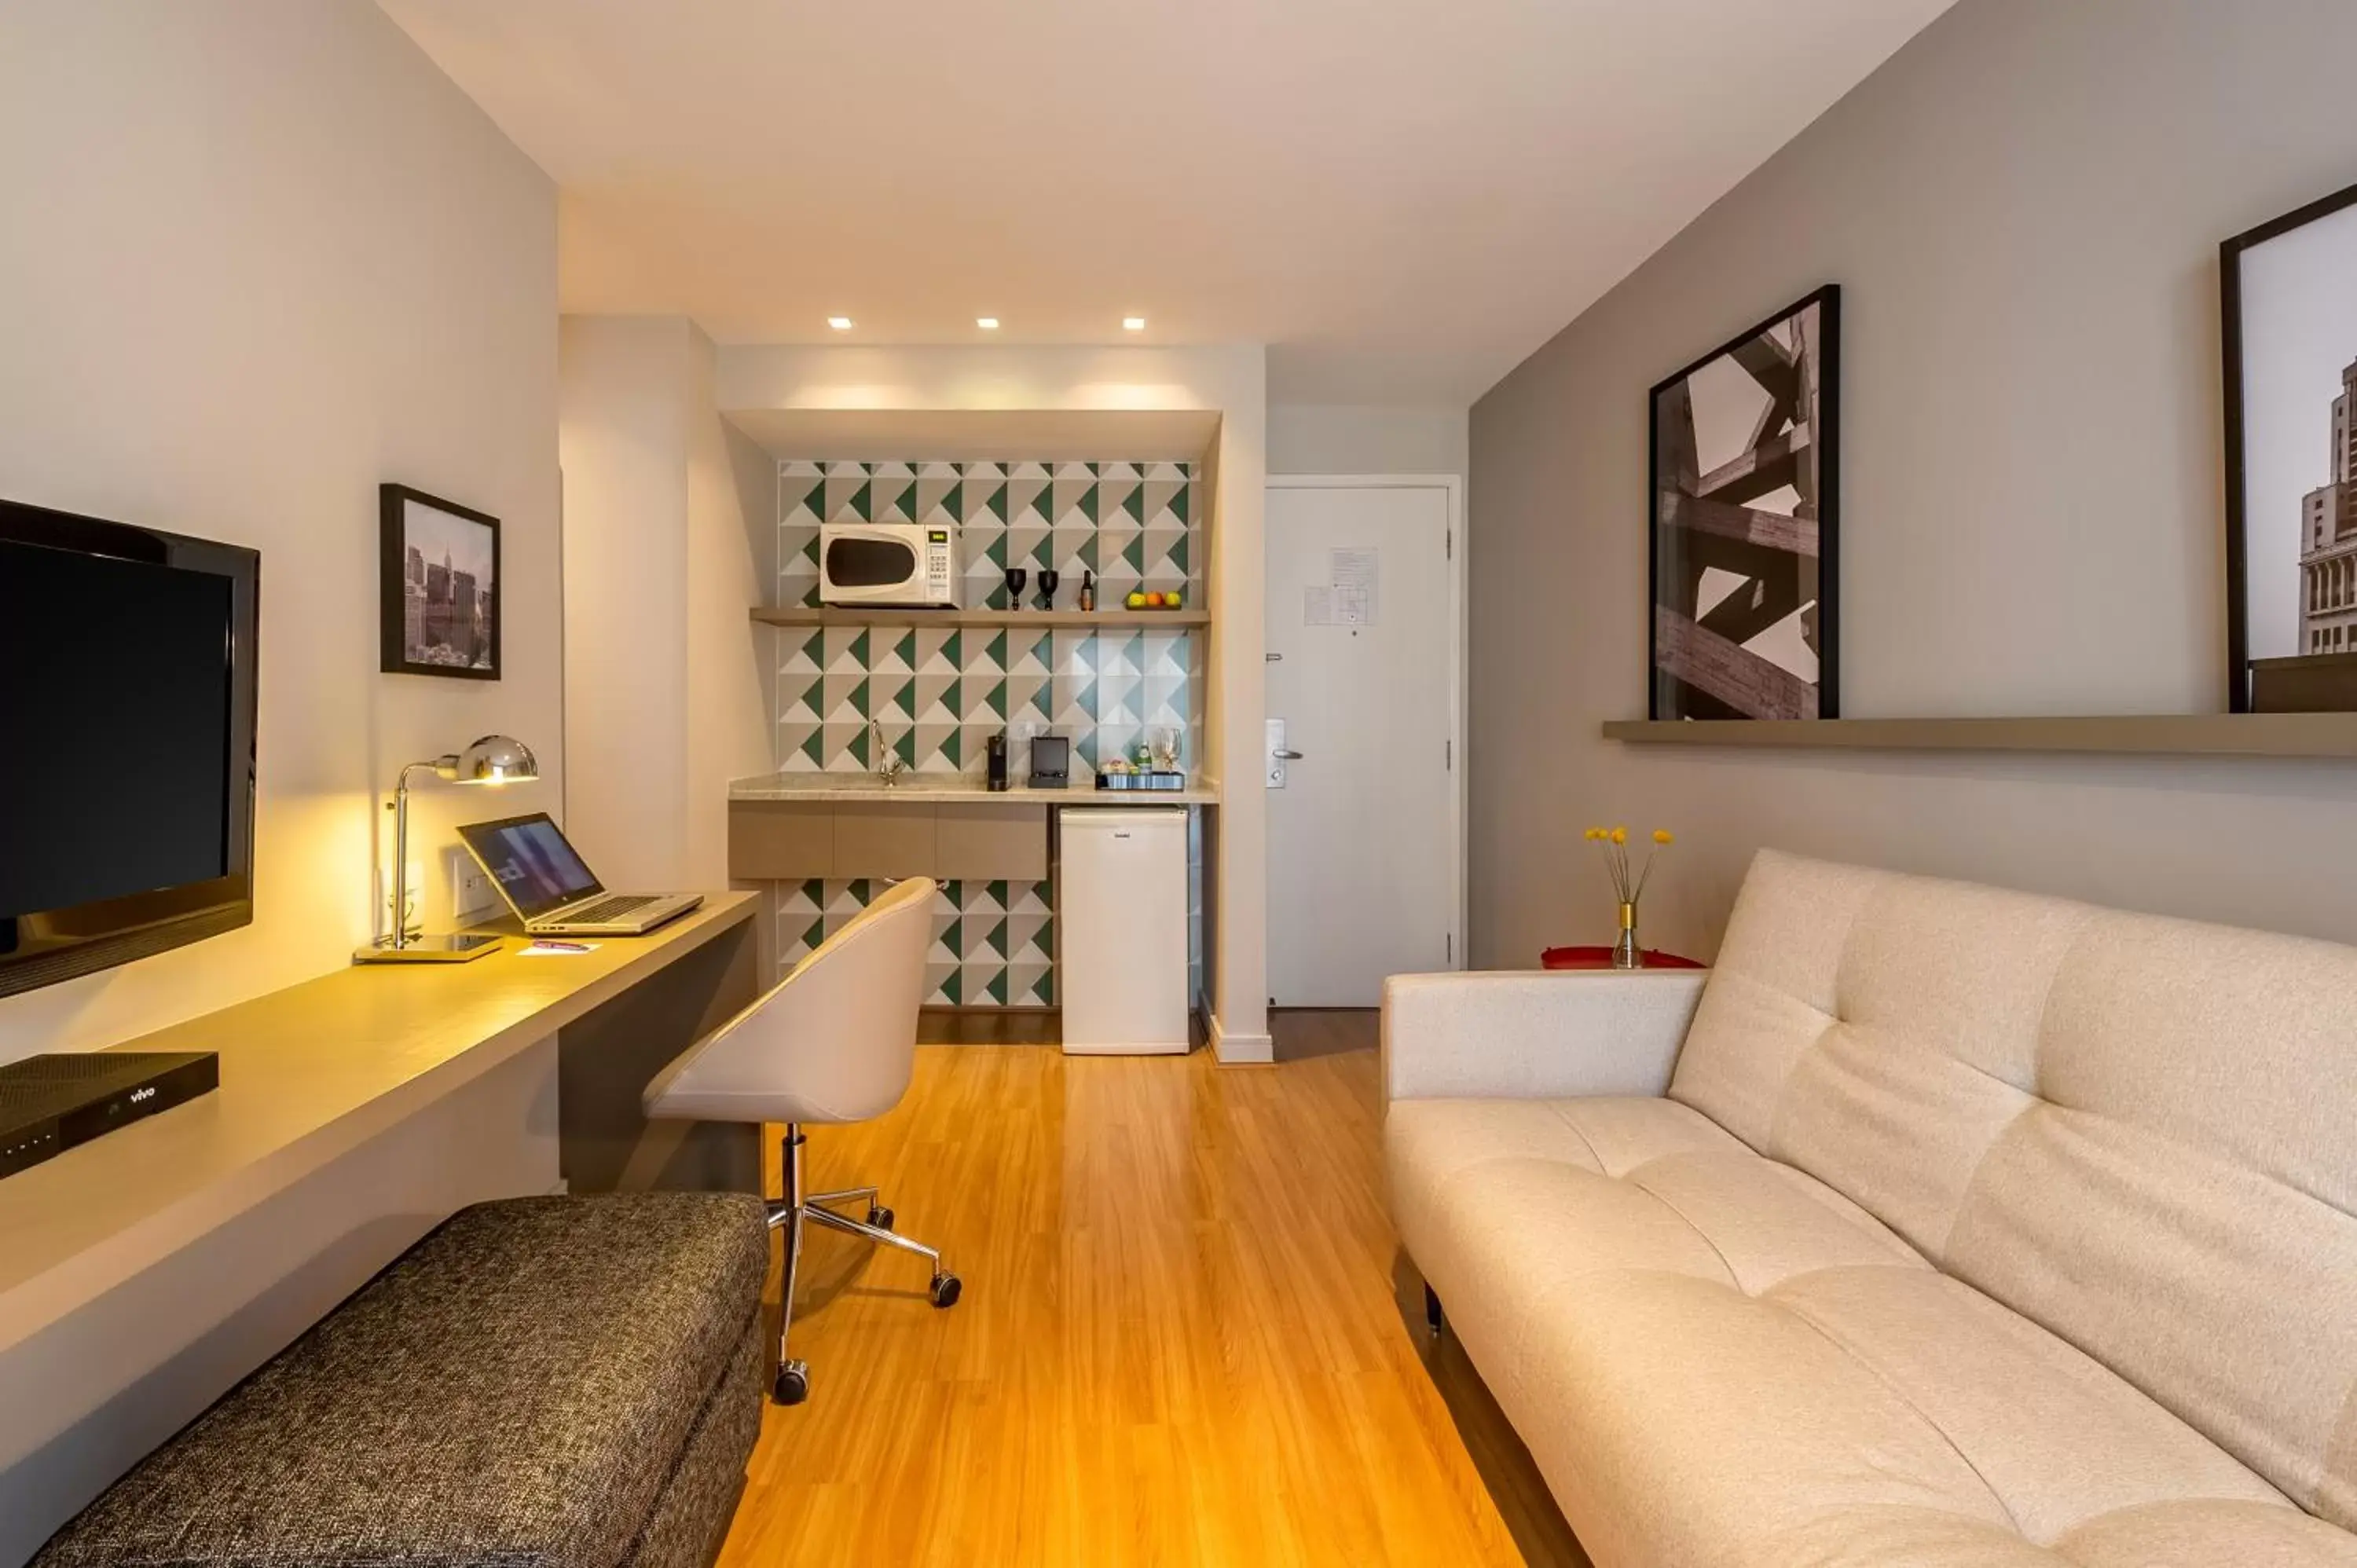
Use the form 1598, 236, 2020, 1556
457, 812, 702, 936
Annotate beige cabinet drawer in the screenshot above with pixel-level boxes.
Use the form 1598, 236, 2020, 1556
832, 802, 939, 879
728, 801, 834, 880
937, 803, 1049, 881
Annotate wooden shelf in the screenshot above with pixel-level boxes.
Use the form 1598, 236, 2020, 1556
751, 606, 1208, 629
1601, 713, 2357, 759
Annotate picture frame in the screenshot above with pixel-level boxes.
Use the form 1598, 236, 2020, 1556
1647, 284, 1840, 721
2222, 180, 2357, 713
379, 483, 500, 680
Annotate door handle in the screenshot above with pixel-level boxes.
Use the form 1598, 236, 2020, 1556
1266, 718, 1297, 788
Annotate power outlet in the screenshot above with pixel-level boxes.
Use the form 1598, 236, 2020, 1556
447, 847, 500, 925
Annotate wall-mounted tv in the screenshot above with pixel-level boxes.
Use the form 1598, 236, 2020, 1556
0, 499, 259, 998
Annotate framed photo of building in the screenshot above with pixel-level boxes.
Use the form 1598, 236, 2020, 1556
2224, 181, 2357, 713
1648, 285, 1839, 720
379, 484, 500, 680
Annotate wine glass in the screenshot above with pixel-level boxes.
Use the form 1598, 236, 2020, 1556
1003, 566, 1028, 610
1036, 569, 1061, 610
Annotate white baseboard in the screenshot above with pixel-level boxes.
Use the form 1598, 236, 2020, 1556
1208, 1012, 1274, 1065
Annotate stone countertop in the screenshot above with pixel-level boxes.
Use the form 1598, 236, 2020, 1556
728, 771, 1222, 806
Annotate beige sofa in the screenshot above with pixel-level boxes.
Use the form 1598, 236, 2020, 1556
1385, 850, 2357, 1567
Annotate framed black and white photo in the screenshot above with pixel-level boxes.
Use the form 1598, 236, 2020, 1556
2224, 181, 2357, 713
1648, 285, 1839, 720
379, 484, 500, 680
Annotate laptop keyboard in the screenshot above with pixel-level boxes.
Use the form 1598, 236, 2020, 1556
559, 895, 661, 925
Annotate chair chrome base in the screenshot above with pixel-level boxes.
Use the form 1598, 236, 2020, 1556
765, 1123, 960, 1405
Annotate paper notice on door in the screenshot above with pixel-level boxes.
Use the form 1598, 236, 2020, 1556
1330, 548, 1380, 625
1303, 585, 1334, 625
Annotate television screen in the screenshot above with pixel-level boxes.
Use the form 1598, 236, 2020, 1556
0, 500, 258, 997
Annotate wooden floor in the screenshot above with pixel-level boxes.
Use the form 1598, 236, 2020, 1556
714, 1021, 1586, 1567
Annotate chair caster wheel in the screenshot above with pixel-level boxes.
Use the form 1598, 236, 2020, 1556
867, 1204, 894, 1231
929, 1272, 962, 1309
773, 1360, 809, 1405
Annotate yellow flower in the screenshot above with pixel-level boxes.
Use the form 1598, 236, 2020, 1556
1611, 826, 1627, 844
1585, 827, 1602, 841
1653, 830, 1674, 845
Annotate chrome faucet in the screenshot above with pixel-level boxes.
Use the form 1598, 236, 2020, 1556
871, 720, 908, 786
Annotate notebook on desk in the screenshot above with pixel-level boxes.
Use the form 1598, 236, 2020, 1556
458, 813, 702, 936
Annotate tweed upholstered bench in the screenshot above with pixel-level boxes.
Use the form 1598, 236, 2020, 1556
33, 1192, 770, 1568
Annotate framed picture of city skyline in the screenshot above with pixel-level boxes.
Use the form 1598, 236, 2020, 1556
1648, 285, 1839, 720
2224, 180, 2357, 713
379, 484, 500, 680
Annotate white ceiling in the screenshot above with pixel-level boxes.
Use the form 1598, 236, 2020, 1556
380, 0, 1952, 405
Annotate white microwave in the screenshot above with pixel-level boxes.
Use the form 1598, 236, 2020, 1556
818, 522, 960, 607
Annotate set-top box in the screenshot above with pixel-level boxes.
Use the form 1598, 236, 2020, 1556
0, 1051, 220, 1179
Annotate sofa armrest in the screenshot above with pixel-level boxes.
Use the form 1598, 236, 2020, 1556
1380, 969, 1709, 1105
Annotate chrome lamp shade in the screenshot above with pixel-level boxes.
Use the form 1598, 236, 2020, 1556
444, 735, 538, 786
353, 735, 539, 965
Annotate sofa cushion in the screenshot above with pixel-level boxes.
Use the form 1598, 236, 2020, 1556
2055, 1503, 2357, 1567
1668, 850, 2357, 1530
1387, 1093, 1747, 1192
1389, 1096, 1925, 1431
1390, 1100, 2354, 1566
35, 1192, 771, 1568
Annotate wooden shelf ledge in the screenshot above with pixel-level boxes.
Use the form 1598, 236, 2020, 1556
1600, 713, 2357, 759
751, 606, 1208, 630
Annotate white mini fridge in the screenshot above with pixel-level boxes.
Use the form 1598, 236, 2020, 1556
1058, 808, 1190, 1055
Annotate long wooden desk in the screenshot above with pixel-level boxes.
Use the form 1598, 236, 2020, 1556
0, 892, 762, 1567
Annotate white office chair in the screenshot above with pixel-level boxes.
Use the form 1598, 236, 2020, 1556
641, 876, 957, 1405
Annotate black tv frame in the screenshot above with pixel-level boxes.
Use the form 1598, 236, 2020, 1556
0, 499, 260, 998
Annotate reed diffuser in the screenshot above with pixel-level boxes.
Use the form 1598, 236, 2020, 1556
1585, 825, 1673, 969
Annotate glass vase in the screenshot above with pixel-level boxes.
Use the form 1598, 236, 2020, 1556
1611, 900, 1641, 969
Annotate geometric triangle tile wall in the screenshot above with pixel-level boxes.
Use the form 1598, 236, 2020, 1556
782, 458, 1197, 614
770, 457, 1202, 1009
775, 876, 1055, 1006
775, 458, 1201, 779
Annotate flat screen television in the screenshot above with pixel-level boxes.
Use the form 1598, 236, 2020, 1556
0, 499, 259, 998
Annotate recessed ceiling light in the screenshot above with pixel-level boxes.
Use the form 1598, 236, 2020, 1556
1122, 316, 1147, 332
976, 317, 1000, 330
827, 316, 853, 332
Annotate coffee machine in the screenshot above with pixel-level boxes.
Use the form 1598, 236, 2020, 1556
985, 730, 1010, 792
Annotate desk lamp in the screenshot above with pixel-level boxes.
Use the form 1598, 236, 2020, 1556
353, 735, 538, 965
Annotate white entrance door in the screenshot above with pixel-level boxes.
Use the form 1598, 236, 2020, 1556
1264, 478, 1461, 1007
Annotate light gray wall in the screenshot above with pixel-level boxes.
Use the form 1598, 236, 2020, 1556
1270, 404, 1467, 477
560, 317, 698, 889
559, 317, 775, 892
0, 0, 560, 1059
1469, 0, 2357, 968
0, 5, 566, 1559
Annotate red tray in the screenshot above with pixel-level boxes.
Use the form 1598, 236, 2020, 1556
1540, 945, 1704, 971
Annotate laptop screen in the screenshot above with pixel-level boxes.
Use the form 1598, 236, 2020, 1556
457, 813, 604, 920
